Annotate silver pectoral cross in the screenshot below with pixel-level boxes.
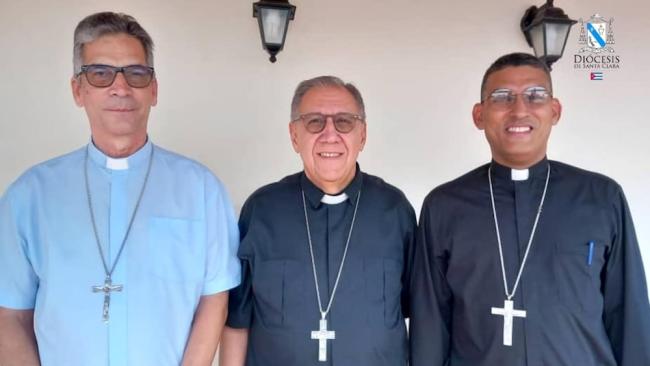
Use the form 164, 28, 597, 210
491, 299, 526, 346
311, 318, 335, 362
92, 277, 123, 323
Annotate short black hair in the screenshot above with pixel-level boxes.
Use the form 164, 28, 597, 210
480, 52, 552, 100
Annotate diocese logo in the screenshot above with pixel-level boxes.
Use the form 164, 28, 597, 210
578, 14, 614, 53
573, 13, 620, 74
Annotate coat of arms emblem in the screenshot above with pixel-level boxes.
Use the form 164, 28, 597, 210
577, 14, 614, 53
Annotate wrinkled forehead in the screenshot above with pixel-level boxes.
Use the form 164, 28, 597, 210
484, 66, 552, 94
82, 33, 147, 64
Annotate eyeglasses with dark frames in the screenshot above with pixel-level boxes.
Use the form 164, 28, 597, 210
292, 112, 365, 134
78, 64, 155, 88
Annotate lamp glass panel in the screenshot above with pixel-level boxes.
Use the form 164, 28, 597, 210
545, 23, 571, 57
529, 24, 545, 57
260, 7, 289, 45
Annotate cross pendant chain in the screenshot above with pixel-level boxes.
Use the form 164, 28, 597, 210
311, 317, 336, 362
85, 147, 154, 324
487, 164, 550, 347
92, 277, 123, 323
302, 190, 361, 363
491, 299, 526, 346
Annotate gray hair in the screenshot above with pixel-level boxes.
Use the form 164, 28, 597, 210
290, 76, 366, 120
73, 12, 154, 75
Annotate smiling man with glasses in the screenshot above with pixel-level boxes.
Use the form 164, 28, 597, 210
0, 12, 240, 366
410, 52, 650, 366
220, 76, 416, 366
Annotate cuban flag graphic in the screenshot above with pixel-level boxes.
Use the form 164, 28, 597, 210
590, 72, 604, 80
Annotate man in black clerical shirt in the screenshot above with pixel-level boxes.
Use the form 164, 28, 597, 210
410, 53, 650, 366
221, 75, 416, 366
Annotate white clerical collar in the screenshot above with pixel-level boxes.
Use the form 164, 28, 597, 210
321, 192, 349, 205
106, 156, 129, 170
87, 138, 152, 171
511, 168, 530, 181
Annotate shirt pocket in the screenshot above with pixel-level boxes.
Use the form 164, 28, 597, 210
252, 259, 287, 327
554, 240, 607, 316
252, 259, 310, 329
148, 216, 203, 283
364, 258, 404, 328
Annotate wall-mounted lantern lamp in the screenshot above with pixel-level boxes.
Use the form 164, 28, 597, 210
253, 0, 296, 63
520, 0, 576, 69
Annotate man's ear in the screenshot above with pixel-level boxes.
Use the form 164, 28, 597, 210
149, 78, 158, 107
550, 98, 562, 126
289, 122, 300, 153
472, 102, 485, 130
71, 77, 84, 107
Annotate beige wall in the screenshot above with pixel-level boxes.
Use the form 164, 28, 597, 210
1, 0, 648, 356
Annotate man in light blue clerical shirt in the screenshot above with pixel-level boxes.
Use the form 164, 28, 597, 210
0, 12, 241, 366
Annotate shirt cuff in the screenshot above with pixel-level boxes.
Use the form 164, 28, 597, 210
226, 312, 251, 329
202, 273, 241, 296
0, 294, 35, 310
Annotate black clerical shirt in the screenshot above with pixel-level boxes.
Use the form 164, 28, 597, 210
228, 166, 416, 366
410, 158, 650, 366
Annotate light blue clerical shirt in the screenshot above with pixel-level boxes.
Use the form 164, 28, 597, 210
0, 140, 241, 365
